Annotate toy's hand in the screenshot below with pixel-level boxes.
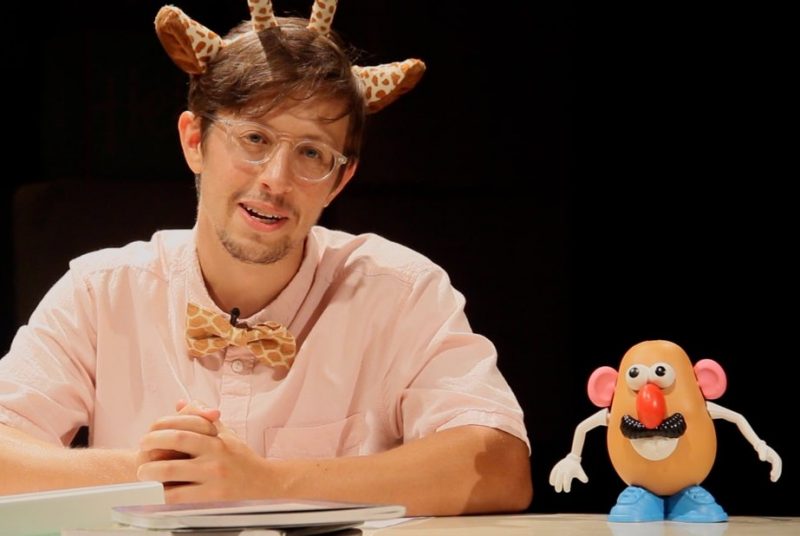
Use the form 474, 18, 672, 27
755, 440, 782, 482
549, 453, 588, 493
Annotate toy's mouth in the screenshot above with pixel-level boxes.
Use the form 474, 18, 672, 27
620, 413, 686, 439
620, 413, 687, 461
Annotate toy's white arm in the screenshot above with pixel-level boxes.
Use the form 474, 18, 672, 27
706, 401, 782, 482
549, 408, 608, 493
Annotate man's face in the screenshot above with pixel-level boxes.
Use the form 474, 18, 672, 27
188, 100, 354, 266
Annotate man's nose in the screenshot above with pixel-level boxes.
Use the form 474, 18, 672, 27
255, 143, 294, 193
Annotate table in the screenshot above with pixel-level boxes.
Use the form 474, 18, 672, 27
361, 514, 800, 535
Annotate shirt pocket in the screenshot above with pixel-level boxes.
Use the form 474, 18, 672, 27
264, 413, 366, 459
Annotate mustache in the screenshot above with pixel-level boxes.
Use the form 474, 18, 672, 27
620, 413, 687, 439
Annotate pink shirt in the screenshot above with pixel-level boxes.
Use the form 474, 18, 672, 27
0, 227, 528, 457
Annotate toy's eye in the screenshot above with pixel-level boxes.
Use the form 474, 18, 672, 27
648, 362, 676, 388
625, 365, 649, 391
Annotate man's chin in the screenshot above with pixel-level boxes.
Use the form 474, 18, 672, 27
219, 233, 292, 265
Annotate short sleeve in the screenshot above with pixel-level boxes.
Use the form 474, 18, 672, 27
389, 267, 530, 452
0, 268, 98, 445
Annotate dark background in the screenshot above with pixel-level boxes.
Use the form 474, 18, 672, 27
3, 1, 795, 516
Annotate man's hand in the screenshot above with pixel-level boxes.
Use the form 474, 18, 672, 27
137, 401, 272, 502
135, 404, 532, 514
136, 400, 220, 467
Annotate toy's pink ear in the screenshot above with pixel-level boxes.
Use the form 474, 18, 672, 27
587, 366, 618, 408
695, 358, 727, 400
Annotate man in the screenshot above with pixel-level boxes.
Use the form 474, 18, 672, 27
0, 1, 531, 515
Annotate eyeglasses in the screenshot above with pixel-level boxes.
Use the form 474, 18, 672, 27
203, 114, 349, 183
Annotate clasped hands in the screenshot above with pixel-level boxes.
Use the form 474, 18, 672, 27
136, 400, 272, 502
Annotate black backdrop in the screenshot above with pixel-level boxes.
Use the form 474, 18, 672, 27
2, 1, 795, 516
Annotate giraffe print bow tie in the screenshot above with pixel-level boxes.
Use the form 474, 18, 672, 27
185, 303, 296, 369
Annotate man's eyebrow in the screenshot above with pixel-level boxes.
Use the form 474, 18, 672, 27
226, 120, 332, 146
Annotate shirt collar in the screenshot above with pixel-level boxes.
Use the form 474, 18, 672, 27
182, 227, 320, 329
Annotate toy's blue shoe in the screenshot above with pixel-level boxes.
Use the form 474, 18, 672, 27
608, 486, 665, 522
666, 485, 728, 522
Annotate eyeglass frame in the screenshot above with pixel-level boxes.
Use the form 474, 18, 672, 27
200, 113, 350, 184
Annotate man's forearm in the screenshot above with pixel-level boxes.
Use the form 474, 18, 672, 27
274, 425, 532, 516
0, 424, 138, 494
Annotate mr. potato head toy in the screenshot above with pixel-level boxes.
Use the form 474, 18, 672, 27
549, 340, 782, 522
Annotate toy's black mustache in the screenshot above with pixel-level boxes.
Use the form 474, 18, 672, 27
621, 413, 687, 439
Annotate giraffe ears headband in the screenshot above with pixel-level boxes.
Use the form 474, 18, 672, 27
155, 0, 426, 113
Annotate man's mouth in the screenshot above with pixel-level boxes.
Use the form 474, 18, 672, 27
241, 203, 287, 223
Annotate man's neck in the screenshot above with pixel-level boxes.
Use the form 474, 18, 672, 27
197, 237, 304, 319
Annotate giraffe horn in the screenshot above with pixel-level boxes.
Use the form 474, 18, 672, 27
307, 0, 339, 36
155, 6, 225, 74
248, 0, 279, 32
352, 59, 426, 114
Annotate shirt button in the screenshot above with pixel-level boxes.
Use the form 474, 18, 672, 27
231, 359, 245, 374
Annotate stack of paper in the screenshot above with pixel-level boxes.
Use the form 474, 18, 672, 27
110, 498, 404, 531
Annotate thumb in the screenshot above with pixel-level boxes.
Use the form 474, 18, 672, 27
176, 399, 221, 423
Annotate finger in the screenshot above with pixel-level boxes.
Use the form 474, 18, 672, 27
552, 473, 564, 493
770, 460, 782, 482
178, 402, 221, 423
149, 415, 219, 436
215, 421, 238, 437
146, 448, 191, 462
577, 469, 589, 483
175, 398, 208, 412
138, 458, 201, 485
140, 429, 217, 458
165, 482, 206, 504
200, 408, 222, 422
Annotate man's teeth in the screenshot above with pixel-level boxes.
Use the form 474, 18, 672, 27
245, 206, 282, 220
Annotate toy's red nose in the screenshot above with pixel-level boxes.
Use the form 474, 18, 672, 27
637, 383, 666, 429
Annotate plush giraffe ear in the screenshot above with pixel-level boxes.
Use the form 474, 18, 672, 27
248, 0, 279, 32
305, 0, 425, 112
352, 59, 426, 114
307, 0, 338, 36
155, 6, 226, 74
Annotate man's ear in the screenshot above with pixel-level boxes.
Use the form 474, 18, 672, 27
325, 160, 358, 207
178, 111, 203, 173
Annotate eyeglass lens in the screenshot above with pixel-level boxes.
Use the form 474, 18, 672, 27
229, 122, 339, 181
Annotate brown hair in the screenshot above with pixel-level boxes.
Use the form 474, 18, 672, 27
188, 17, 366, 162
